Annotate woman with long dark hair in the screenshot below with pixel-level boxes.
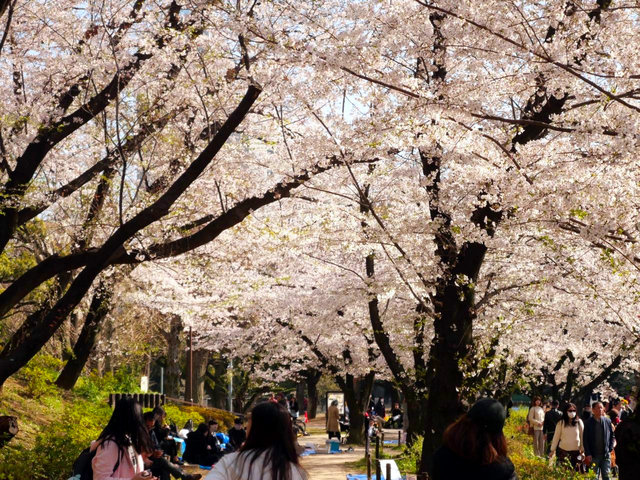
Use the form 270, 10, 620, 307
549, 402, 584, 471
91, 397, 156, 480
205, 402, 306, 480
183, 423, 222, 466
527, 395, 545, 456
431, 398, 516, 480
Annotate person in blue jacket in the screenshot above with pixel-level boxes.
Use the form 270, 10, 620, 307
583, 401, 616, 480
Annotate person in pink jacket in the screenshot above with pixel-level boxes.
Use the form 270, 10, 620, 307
92, 397, 157, 480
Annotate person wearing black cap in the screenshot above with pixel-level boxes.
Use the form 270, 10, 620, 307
431, 398, 516, 480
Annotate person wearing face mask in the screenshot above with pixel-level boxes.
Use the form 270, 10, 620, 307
549, 403, 584, 472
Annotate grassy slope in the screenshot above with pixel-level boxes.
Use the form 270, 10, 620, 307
0, 378, 72, 449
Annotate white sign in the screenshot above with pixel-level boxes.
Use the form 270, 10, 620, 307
140, 376, 149, 393
326, 392, 345, 415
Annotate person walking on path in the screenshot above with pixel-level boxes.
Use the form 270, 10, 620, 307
431, 398, 516, 480
584, 401, 615, 480
326, 400, 341, 441
204, 402, 307, 480
544, 400, 563, 454
549, 403, 584, 472
527, 396, 545, 456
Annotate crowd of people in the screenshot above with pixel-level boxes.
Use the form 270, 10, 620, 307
526, 394, 639, 480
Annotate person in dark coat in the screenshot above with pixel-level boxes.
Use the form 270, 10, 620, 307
584, 401, 615, 480
614, 405, 640, 480
227, 417, 247, 450
374, 399, 386, 419
143, 412, 201, 480
183, 423, 222, 466
431, 398, 516, 480
543, 400, 563, 453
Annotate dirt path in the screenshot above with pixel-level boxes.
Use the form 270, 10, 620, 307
299, 430, 363, 480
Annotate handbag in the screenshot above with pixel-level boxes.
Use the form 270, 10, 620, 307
527, 424, 534, 436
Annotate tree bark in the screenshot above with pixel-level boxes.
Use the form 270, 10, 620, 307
306, 370, 321, 419
341, 371, 375, 444
191, 348, 210, 405
420, 242, 486, 474
163, 314, 184, 399
55, 280, 113, 389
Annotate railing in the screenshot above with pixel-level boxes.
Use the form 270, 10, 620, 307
108, 393, 166, 408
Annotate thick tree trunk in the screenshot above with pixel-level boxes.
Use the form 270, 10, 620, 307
420, 242, 486, 475
190, 348, 210, 405
55, 281, 113, 389
164, 315, 183, 399
296, 382, 305, 409
305, 369, 321, 419
341, 371, 375, 444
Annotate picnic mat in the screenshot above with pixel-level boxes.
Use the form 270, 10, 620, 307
383, 440, 399, 445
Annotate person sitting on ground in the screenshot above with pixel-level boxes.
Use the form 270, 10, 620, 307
431, 398, 516, 480
204, 402, 307, 480
388, 403, 403, 429
152, 407, 182, 466
326, 399, 341, 441
549, 403, 584, 472
228, 418, 247, 450
91, 397, 157, 480
143, 412, 202, 480
183, 423, 222, 467
207, 420, 232, 454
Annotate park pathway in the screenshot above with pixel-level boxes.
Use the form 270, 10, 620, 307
299, 429, 363, 480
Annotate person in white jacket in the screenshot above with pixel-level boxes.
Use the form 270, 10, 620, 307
205, 402, 307, 480
549, 403, 584, 471
527, 396, 545, 456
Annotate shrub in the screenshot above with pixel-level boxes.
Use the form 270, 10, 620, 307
18, 354, 63, 399
0, 398, 112, 480
75, 368, 142, 402
158, 405, 205, 431
179, 405, 236, 431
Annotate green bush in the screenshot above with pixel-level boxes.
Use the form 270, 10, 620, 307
75, 368, 142, 402
18, 354, 63, 399
179, 405, 235, 431
157, 404, 205, 431
0, 398, 112, 480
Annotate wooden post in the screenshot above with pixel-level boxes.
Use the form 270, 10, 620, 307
381, 432, 384, 455
375, 459, 381, 480
365, 427, 371, 480
398, 430, 401, 446
385, 462, 391, 480
375, 436, 380, 459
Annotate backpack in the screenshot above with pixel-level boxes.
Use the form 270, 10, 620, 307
70, 446, 120, 480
